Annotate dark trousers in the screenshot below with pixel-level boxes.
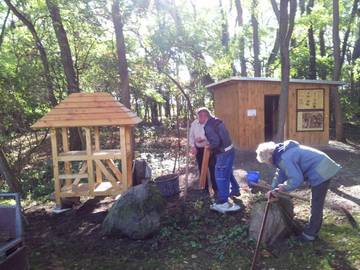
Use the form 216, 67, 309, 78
196, 146, 217, 192
303, 179, 331, 238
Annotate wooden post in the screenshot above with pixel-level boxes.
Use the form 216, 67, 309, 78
120, 127, 128, 191
50, 128, 61, 207
94, 127, 102, 183
61, 128, 72, 186
199, 146, 210, 189
125, 127, 133, 188
85, 128, 95, 196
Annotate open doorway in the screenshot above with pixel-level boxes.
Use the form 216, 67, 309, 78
264, 95, 279, 141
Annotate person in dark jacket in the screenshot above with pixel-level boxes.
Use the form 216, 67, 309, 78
197, 107, 241, 213
256, 140, 341, 242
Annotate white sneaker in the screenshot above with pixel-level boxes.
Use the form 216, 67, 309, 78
210, 202, 241, 214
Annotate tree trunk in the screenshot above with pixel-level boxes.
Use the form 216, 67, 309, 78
306, 0, 316, 79
266, 0, 280, 77
332, 0, 345, 141
46, 0, 83, 150
5, 0, 57, 106
46, 0, 79, 94
235, 0, 247, 76
275, 0, 297, 142
251, 0, 261, 77
112, 0, 131, 109
0, 147, 22, 194
0, 8, 10, 50
266, 30, 280, 77
318, 28, 327, 80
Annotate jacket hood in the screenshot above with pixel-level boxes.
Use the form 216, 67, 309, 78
272, 140, 300, 166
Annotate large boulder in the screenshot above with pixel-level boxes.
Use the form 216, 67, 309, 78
249, 197, 301, 247
102, 183, 166, 239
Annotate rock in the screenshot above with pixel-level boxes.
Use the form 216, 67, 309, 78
249, 197, 300, 247
102, 183, 166, 239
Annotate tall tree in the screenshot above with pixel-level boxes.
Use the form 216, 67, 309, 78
266, 0, 280, 77
332, 0, 344, 141
0, 8, 10, 50
251, 0, 261, 76
111, 0, 131, 109
0, 148, 22, 194
235, 0, 247, 76
306, 0, 316, 79
46, 0, 82, 149
275, 0, 297, 142
4, 0, 57, 106
46, 0, 79, 94
318, 28, 327, 80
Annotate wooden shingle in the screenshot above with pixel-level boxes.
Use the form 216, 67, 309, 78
32, 93, 142, 128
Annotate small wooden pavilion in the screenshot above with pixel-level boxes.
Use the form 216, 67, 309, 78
207, 77, 343, 149
32, 92, 141, 208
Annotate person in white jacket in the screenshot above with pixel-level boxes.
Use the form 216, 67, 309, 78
189, 109, 217, 194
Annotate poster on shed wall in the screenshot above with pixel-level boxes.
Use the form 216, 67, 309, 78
297, 89, 324, 110
297, 111, 324, 131
296, 89, 325, 132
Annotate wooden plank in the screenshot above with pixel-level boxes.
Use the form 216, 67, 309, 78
48, 107, 131, 114
93, 150, 122, 159
69, 92, 111, 97
32, 118, 141, 128
199, 147, 210, 189
43, 113, 138, 120
50, 128, 61, 206
106, 159, 123, 181
57, 102, 123, 108
59, 173, 88, 179
73, 163, 88, 186
85, 128, 95, 197
58, 149, 122, 161
61, 96, 115, 103
94, 160, 118, 187
94, 127, 102, 183
58, 150, 87, 161
120, 127, 128, 191
61, 128, 72, 186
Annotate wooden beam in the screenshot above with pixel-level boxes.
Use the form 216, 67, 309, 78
120, 127, 128, 191
94, 127, 102, 183
106, 159, 122, 181
50, 128, 61, 206
61, 128, 72, 186
85, 128, 95, 197
199, 147, 210, 189
73, 162, 88, 186
125, 127, 133, 187
57, 149, 122, 161
94, 160, 119, 189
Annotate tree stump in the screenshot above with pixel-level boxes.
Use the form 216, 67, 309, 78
249, 197, 301, 247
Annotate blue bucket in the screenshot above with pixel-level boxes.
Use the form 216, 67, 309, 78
246, 171, 260, 185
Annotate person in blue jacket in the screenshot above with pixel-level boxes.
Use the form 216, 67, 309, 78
255, 140, 341, 242
197, 107, 241, 213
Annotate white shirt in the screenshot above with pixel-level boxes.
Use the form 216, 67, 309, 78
189, 119, 208, 148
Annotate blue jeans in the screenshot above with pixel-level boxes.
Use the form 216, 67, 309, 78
215, 149, 240, 204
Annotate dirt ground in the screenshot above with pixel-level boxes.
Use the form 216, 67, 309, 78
23, 140, 360, 270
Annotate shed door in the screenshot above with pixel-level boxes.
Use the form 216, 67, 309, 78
264, 95, 279, 141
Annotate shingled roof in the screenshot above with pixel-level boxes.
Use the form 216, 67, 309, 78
32, 92, 142, 128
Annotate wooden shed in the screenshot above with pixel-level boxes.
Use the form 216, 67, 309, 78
207, 77, 343, 149
32, 92, 141, 209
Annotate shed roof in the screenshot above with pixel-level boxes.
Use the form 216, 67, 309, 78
206, 77, 344, 89
32, 92, 142, 128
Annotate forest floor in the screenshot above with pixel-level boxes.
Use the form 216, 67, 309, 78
21, 128, 360, 270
